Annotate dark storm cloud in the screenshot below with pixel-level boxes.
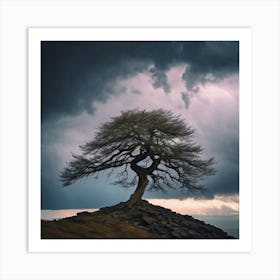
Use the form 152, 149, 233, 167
181, 92, 190, 108
41, 41, 149, 120
149, 67, 170, 93
197, 116, 239, 197
180, 41, 239, 90
42, 41, 239, 120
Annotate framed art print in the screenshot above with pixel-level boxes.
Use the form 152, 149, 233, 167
28, 27, 252, 253
1, 0, 280, 279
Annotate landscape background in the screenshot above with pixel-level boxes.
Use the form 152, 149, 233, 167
41, 41, 239, 237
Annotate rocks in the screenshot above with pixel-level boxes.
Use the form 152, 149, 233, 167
71, 217, 86, 224
128, 209, 142, 218
76, 211, 92, 216
142, 215, 154, 225
96, 200, 234, 239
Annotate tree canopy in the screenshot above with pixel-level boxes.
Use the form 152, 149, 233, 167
60, 109, 215, 205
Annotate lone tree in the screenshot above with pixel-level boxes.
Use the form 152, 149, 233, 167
60, 109, 215, 206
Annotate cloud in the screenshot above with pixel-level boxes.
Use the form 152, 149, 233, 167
181, 92, 190, 108
41, 41, 150, 120
42, 41, 239, 120
181, 42, 239, 89
147, 194, 239, 216
149, 67, 170, 93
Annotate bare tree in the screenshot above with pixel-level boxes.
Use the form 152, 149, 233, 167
60, 109, 215, 206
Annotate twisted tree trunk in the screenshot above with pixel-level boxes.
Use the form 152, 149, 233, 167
127, 148, 160, 207
127, 174, 149, 206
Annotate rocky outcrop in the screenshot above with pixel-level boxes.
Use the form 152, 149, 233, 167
41, 200, 234, 239
98, 200, 234, 239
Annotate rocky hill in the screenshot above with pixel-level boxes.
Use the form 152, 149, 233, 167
41, 200, 234, 239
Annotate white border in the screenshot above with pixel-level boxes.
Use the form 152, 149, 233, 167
28, 27, 252, 253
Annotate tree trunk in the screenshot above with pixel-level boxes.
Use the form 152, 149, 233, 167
127, 174, 149, 206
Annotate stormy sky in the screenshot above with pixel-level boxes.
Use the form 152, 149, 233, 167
41, 41, 239, 214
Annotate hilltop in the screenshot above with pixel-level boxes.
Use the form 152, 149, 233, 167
41, 200, 234, 239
